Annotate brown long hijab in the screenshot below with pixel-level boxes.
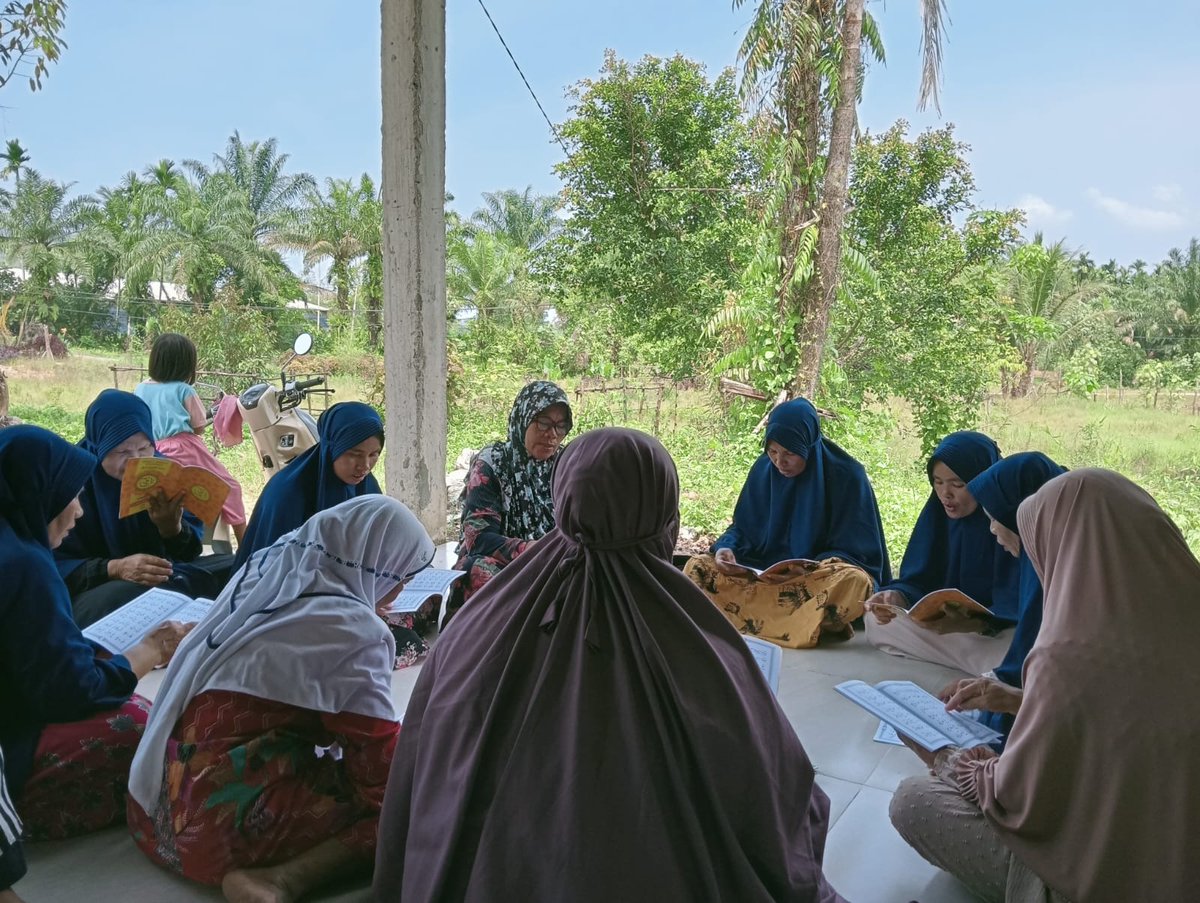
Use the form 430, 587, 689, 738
961, 469, 1200, 902
374, 427, 843, 903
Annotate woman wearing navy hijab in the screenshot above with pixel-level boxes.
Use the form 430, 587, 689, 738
865, 431, 1021, 675
938, 452, 1067, 739
54, 390, 226, 627
1, 426, 188, 844
233, 401, 385, 569
684, 398, 890, 648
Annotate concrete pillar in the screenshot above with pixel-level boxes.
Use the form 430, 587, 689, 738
381, 0, 448, 540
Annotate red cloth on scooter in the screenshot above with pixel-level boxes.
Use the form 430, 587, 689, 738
232, 401, 383, 570
212, 394, 243, 448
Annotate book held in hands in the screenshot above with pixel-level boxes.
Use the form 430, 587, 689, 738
835, 679, 1002, 751
119, 456, 230, 525
83, 587, 213, 654
384, 568, 467, 615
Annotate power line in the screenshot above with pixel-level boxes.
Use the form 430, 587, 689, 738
475, 0, 569, 156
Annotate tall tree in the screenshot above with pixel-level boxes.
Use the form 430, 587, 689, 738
275, 174, 378, 314
737, 0, 947, 398
1003, 233, 1103, 396
0, 167, 95, 332
2, 139, 30, 184
188, 132, 314, 242
552, 52, 760, 376
469, 187, 561, 252
125, 161, 272, 307
1161, 238, 1200, 355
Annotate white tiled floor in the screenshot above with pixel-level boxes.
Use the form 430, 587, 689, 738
22, 607, 976, 902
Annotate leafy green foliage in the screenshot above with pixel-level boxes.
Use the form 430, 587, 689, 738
549, 52, 761, 377
0, 1, 66, 92
833, 123, 1021, 454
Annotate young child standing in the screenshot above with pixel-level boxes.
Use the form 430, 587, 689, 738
134, 333, 248, 543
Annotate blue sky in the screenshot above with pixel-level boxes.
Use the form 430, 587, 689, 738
4, 0, 1197, 267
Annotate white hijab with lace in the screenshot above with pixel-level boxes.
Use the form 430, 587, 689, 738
129, 495, 434, 812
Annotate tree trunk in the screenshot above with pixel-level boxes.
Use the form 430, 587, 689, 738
774, 0, 826, 324
792, 0, 863, 400
381, 0, 448, 541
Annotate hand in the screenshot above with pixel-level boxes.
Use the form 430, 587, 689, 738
123, 620, 194, 677
110, 553, 173, 587
865, 590, 908, 624
147, 488, 185, 539
713, 548, 741, 576
940, 677, 1023, 715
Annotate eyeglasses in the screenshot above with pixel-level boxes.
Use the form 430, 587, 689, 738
532, 415, 570, 437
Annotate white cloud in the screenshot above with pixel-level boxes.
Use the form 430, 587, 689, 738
1152, 183, 1182, 204
1016, 194, 1073, 227
1085, 188, 1187, 230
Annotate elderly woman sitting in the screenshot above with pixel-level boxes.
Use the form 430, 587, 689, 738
127, 495, 435, 901
54, 389, 231, 627
448, 380, 573, 623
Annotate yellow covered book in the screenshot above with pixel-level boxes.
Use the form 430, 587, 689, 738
119, 456, 230, 525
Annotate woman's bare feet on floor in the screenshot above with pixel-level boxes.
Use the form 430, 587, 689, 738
222, 867, 293, 903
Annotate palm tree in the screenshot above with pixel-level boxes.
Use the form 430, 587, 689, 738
125, 167, 272, 307
2, 139, 30, 185
189, 132, 314, 242
0, 167, 96, 334
469, 187, 561, 253
1161, 238, 1200, 355
736, 0, 946, 397
446, 230, 538, 325
274, 175, 379, 313
1004, 233, 1104, 396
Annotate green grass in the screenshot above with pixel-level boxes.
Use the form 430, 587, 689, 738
7, 353, 1199, 556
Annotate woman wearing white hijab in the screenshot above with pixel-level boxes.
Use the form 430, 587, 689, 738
127, 495, 434, 902
889, 469, 1200, 902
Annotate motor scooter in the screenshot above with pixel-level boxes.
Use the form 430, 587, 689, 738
237, 332, 333, 478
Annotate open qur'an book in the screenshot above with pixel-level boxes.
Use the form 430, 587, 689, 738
82, 587, 213, 654
835, 679, 1002, 752
119, 456, 230, 525
743, 635, 782, 695
385, 568, 467, 615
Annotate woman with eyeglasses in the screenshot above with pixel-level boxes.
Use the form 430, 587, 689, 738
448, 381, 573, 625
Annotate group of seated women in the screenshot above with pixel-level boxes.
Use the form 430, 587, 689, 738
2, 379, 1198, 903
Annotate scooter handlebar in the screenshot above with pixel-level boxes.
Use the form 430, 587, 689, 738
292, 376, 326, 391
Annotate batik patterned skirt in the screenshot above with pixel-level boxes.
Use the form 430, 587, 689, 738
684, 555, 872, 649
18, 695, 152, 840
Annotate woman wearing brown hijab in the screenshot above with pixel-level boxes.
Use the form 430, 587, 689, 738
374, 427, 844, 903
889, 469, 1200, 903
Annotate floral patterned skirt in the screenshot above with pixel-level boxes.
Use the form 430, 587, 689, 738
684, 555, 872, 649
18, 695, 151, 840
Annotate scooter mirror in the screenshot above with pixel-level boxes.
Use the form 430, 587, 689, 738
293, 333, 314, 356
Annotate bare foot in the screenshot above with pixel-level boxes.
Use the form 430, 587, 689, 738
222, 867, 293, 903
0, 888, 27, 903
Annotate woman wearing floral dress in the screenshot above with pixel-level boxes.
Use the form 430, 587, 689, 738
448, 380, 573, 625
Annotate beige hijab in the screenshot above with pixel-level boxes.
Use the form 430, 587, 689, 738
959, 469, 1200, 902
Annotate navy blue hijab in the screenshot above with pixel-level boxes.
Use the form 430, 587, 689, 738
234, 401, 384, 568
887, 432, 1020, 619
968, 452, 1067, 738
713, 399, 891, 584
0, 426, 137, 793
55, 389, 203, 577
